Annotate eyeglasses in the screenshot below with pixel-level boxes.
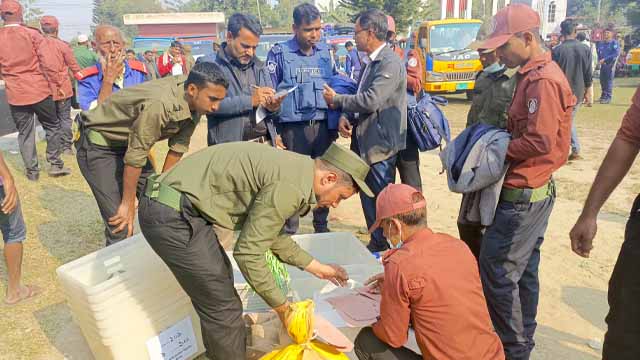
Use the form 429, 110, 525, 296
355, 28, 370, 36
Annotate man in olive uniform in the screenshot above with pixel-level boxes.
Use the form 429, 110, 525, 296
77, 62, 228, 246
138, 142, 372, 359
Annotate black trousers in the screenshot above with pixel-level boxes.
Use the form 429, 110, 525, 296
396, 133, 422, 192
9, 96, 64, 175
603, 194, 640, 360
55, 98, 73, 151
139, 194, 246, 360
458, 221, 484, 261
354, 327, 422, 360
75, 125, 154, 246
279, 120, 337, 233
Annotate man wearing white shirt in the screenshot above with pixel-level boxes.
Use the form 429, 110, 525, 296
323, 9, 407, 252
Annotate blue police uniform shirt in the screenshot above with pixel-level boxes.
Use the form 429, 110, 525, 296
596, 40, 620, 66
77, 60, 147, 111
266, 38, 337, 123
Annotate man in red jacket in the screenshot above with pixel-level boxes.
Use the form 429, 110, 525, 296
40, 15, 82, 155
0, 0, 70, 180
157, 41, 188, 77
354, 184, 504, 360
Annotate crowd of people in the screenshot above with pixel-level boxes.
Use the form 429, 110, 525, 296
0, 0, 639, 359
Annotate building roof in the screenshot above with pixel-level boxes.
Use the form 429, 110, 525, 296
123, 12, 225, 25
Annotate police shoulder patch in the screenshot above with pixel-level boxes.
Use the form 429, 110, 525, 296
267, 60, 277, 74
74, 66, 99, 81
408, 57, 418, 67
528, 98, 538, 114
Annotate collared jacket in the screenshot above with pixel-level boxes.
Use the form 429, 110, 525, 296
158, 142, 317, 308
505, 52, 576, 189
373, 228, 505, 359
334, 45, 407, 165
440, 123, 510, 226
75, 60, 148, 111
43, 36, 82, 101
207, 43, 278, 146
467, 68, 515, 129
81, 75, 198, 168
0, 23, 63, 106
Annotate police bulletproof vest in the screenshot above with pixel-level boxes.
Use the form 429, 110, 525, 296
277, 42, 333, 122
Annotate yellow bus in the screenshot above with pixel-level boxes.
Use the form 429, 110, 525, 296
413, 19, 482, 98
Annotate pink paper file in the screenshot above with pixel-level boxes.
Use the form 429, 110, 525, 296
314, 314, 354, 352
325, 288, 380, 327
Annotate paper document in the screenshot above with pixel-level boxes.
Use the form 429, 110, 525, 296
256, 86, 299, 125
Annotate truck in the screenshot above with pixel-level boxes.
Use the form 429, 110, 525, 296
413, 18, 482, 98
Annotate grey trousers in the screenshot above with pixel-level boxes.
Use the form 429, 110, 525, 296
9, 96, 64, 175
55, 98, 73, 151
354, 327, 422, 360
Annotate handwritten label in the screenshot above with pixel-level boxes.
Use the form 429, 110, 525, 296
146, 316, 197, 360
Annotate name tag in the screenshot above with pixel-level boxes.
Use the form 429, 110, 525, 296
296, 68, 323, 77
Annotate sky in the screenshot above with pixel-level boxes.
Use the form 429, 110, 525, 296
35, 0, 93, 41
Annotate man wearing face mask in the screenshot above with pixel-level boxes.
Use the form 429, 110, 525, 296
267, 3, 339, 234
458, 41, 516, 259
354, 184, 504, 360
76, 25, 148, 111
206, 13, 283, 147
476, 5, 575, 358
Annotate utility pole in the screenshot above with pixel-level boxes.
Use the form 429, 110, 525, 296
597, 0, 602, 23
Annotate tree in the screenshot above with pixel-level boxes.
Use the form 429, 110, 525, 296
338, 0, 440, 33
19, 0, 42, 27
93, 0, 166, 39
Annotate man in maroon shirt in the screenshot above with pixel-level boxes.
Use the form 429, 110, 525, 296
354, 184, 504, 360
571, 86, 640, 359
476, 4, 575, 359
0, 0, 70, 180
40, 15, 82, 155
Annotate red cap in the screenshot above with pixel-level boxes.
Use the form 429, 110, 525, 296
40, 15, 59, 28
479, 4, 540, 51
369, 184, 426, 233
0, 0, 22, 14
386, 15, 396, 34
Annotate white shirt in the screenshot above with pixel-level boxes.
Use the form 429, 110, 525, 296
358, 43, 387, 93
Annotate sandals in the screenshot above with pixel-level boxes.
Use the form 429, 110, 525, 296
4, 284, 42, 306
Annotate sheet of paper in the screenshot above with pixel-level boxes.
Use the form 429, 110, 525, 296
146, 316, 198, 360
256, 105, 268, 125
404, 328, 422, 355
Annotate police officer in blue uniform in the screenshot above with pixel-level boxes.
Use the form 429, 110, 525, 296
596, 28, 620, 104
76, 25, 147, 110
266, 3, 338, 234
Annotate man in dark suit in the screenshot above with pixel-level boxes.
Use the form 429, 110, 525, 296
323, 8, 407, 253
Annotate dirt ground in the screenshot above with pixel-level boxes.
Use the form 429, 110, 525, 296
0, 78, 638, 360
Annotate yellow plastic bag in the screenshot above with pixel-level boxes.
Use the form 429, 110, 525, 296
260, 300, 349, 360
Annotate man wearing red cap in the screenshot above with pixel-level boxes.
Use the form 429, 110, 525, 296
476, 4, 575, 359
0, 0, 70, 180
40, 15, 82, 156
353, 184, 504, 360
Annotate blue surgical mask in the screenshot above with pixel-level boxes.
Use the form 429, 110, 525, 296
484, 62, 505, 74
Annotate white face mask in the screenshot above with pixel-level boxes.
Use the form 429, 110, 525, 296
484, 62, 505, 74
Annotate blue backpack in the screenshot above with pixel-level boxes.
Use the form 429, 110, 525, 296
408, 93, 451, 151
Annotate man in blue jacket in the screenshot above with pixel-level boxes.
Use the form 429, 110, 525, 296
596, 28, 620, 104
76, 25, 147, 111
206, 13, 283, 146
267, 3, 338, 234
344, 41, 362, 80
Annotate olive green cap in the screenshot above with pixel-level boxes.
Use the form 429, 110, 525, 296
319, 143, 374, 197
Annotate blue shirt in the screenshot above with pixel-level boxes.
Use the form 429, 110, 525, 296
596, 40, 620, 65
77, 60, 147, 111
